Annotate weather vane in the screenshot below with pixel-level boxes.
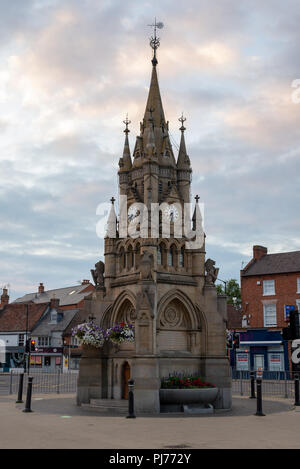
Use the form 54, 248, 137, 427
179, 113, 186, 132
123, 114, 131, 134
148, 18, 164, 65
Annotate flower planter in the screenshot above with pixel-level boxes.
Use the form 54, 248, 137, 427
159, 387, 219, 406
80, 344, 101, 358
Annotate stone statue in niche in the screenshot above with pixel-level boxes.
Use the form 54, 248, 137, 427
205, 258, 219, 285
91, 260, 105, 287
140, 251, 154, 280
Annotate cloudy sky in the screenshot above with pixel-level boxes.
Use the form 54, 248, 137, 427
1, 0, 300, 300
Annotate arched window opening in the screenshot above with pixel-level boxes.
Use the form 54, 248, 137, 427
135, 243, 141, 267
179, 247, 185, 267
120, 248, 126, 270
127, 245, 134, 270
157, 244, 163, 265
168, 247, 173, 267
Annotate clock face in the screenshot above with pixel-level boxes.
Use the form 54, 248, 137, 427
164, 204, 179, 222
128, 205, 140, 222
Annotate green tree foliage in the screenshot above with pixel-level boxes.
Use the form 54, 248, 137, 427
216, 279, 241, 305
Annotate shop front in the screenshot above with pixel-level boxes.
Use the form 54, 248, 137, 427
231, 329, 290, 378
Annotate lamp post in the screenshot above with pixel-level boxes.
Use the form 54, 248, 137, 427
217, 279, 227, 294
24, 303, 29, 373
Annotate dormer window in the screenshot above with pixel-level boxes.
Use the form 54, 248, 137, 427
50, 310, 57, 323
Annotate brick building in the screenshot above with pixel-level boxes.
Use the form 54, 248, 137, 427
0, 298, 49, 371
236, 245, 300, 374
0, 281, 95, 371
14, 281, 94, 310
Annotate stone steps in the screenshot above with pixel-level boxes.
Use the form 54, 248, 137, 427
81, 399, 128, 414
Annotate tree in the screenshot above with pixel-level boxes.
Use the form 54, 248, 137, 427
216, 279, 241, 306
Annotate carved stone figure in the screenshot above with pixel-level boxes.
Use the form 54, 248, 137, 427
139, 250, 154, 280
205, 258, 219, 285
91, 260, 105, 287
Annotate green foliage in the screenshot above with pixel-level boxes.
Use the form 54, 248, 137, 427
161, 375, 215, 389
216, 278, 241, 305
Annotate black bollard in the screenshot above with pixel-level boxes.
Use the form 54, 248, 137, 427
294, 374, 300, 406
255, 379, 265, 416
249, 371, 256, 399
23, 376, 34, 413
126, 379, 136, 419
16, 373, 24, 403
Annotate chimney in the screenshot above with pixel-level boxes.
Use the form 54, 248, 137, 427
81, 279, 90, 285
38, 283, 45, 294
253, 245, 268, 261
50, 296, 60, 309
0, 288, 9, 307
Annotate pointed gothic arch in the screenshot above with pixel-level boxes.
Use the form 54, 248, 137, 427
110, 291, 136, 327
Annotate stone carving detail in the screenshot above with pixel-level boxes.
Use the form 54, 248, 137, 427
205, 258, 219, 285
91, 260, 105, 287
160, 307, 182, 328
140, 250, 154, 280
124, 307, 137, 325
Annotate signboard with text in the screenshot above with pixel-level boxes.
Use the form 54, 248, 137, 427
236, 352, 249, 370
284, 305, 295, 321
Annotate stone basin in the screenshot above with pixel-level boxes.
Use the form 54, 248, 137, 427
159, 387, 219, 405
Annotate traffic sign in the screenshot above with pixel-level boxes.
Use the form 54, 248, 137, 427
285, 305, 295, 321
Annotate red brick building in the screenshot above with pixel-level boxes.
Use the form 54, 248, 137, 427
0, 281, 95, 370
236, 245, 300, 373
241, 246, 300, 329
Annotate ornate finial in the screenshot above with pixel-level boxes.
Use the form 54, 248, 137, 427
148, 18, 164, 65
110, 197, 115, 205
123, 114, 131, 134
179, 113, 186, 132
195, 194, 200, 204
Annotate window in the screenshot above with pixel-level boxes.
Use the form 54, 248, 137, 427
18, 334, 24, 346
127, 246, 133, 269
168, 248, 173, 267
50, 311, 57, 323
264, 304, 277, 327
297, 278, 300, 293
135, 243, 141, 267
71, 336, 80, 346
157, 245, 162, 265
263, 280, 275, 296
38, 336, 51, 347
179, 247, 185, 267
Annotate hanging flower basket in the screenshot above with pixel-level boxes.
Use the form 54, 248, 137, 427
72, 322, 106, 349
72, 321, 135, 349
106, 323, 135, 345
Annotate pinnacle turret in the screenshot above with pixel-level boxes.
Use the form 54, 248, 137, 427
177, 114, 191, 169
105, 197, 117, 238
119, 116, 132, 172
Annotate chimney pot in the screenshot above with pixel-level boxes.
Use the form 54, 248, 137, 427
50, 297, 60, 309
253, 245, 268, 261
0, 288, 9, 307
38, 283, 45, 294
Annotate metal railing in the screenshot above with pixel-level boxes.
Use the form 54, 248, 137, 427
232, 370, 299, 399
0, 370, 78, 395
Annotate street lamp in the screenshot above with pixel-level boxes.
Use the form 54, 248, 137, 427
217, 278, 227, 294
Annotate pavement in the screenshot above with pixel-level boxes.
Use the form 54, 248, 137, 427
0, 394, 299, 449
